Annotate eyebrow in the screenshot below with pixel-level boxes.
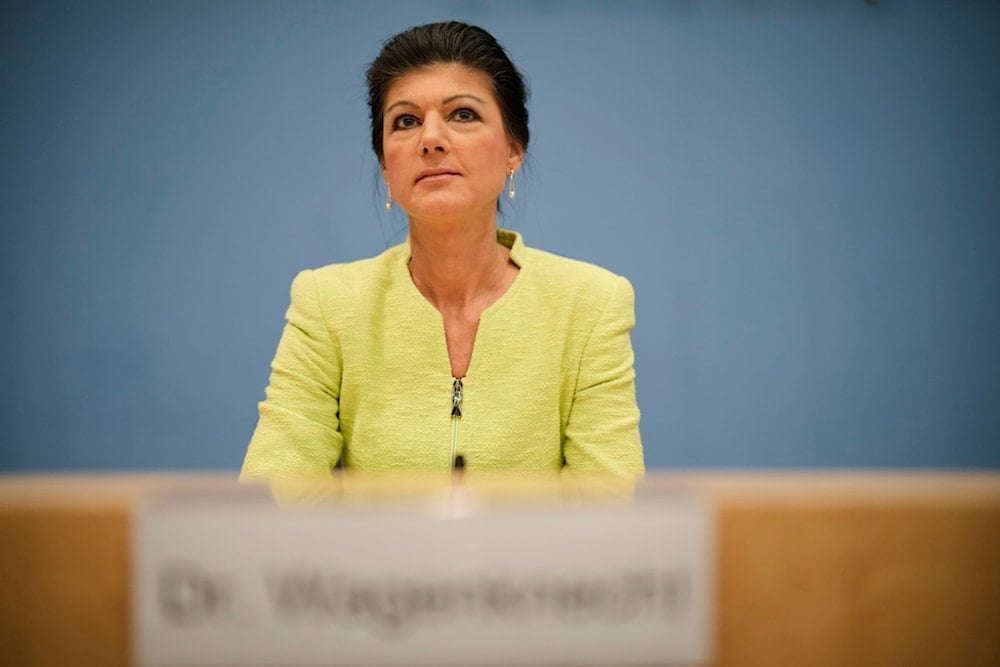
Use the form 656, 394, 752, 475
384, 94, 488, 116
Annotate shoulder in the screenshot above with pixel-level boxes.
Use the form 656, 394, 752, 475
500, 231, 635, 341
517, 238, 635, 318
527, 245, 630, 290
290, 242, 406, 303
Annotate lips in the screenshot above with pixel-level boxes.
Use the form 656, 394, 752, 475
416, 168, 460, 184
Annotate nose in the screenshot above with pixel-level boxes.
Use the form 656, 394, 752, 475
419, 113, 448, 155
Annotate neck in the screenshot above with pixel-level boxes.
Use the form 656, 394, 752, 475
407, 218, 511, 312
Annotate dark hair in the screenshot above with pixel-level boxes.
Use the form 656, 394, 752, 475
365, 21, 530, 164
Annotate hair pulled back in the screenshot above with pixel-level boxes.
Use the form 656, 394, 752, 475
366, 21, 530, 164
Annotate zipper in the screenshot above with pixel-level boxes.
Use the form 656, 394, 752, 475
450, 378, 463, 468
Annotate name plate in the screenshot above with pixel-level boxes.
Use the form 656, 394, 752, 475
135, 482, 713, 666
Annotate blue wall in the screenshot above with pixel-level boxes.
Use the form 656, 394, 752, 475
2, 1, 998, 471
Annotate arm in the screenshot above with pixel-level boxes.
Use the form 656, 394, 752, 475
562, 275, 645, 477
240, 269, 344, 482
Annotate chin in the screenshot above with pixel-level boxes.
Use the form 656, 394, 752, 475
407, 197, 485, 222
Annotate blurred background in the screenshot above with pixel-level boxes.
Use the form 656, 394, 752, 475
1, 0, 998, 471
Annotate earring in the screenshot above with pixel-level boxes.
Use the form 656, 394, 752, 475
385, 184, 392, 211
507, 169, 516, 200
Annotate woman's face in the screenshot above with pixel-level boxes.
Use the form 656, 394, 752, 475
381, 62, 523, 224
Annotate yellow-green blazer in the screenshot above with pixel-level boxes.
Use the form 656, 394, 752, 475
240, 230, 643, 479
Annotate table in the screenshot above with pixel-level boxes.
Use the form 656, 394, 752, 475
2, 471, 998, 666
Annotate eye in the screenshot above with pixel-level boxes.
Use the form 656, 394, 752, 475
391, 114, 420, 130
451, 108, 479, 122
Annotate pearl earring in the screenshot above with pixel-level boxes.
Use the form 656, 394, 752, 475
507, 169, 516, 200
385, 185, 392, 211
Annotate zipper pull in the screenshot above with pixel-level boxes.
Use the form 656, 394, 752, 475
451, 378, 463, 417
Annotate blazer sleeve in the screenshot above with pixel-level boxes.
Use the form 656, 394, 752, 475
562, 275, 645, 477
240, 269, 344, 481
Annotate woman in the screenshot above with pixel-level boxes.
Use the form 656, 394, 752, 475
240, 21, 643, 480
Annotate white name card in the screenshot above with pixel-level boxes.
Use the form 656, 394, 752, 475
135, 484, 713, 666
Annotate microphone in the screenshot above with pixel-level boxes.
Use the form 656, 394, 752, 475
449, 454, 471, 517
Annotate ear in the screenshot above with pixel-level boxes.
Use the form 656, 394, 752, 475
507, 140, 525, 173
